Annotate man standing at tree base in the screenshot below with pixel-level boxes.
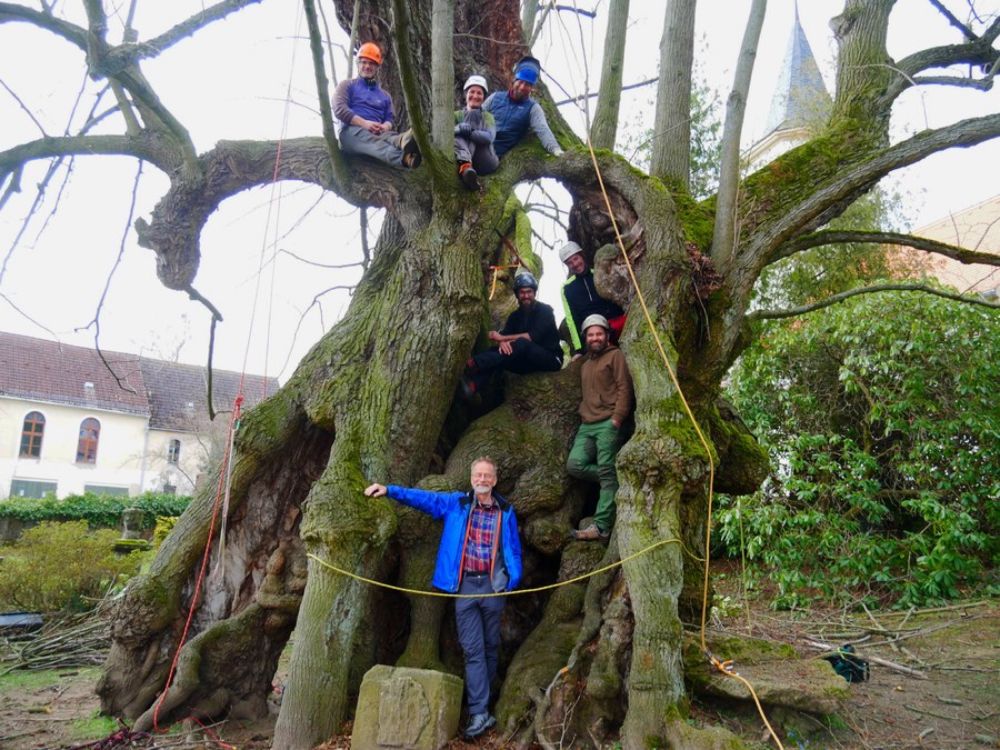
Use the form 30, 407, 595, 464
567, 315, 633, 541
364, 457, 522, 739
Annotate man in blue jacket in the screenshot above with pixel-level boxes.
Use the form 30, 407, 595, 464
364, 456, 522, 739
483, 56, 563, 159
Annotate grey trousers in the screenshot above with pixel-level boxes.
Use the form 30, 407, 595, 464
339, 125, 405, 167
455, 574, 504, 714
455, 136, 499, 175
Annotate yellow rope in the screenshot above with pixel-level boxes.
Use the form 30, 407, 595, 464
584, 140, 785, 750
308, 536, 683, 599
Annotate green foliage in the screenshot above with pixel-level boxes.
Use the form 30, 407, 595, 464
0, 492, 190, 529
0, 521, 145, 612
719, 292, 1000, 608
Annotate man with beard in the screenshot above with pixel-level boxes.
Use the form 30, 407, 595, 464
558, 240, 626, 357
364, 457, 522, 739
460, 271, 563, 399
333, 42, 421, 168
567, 315, 634, 541
483, 56, 563, 159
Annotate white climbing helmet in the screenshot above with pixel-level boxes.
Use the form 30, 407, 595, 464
559, 240, 583, 263
581, 314, 610, 333
463, 75, 489, 95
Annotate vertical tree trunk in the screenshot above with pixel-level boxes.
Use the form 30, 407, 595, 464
431, 0, 456, 150
590, 0, 630, 150
710, 0, 766, 271
649, 0, 696, 185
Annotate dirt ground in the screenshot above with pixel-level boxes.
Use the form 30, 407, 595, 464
1, 597, 997, 750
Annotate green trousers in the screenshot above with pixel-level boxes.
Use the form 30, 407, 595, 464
566, 418, 622, 533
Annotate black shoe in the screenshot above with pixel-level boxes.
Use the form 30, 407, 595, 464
460, 165, 480, 190
464, 712, 496, 739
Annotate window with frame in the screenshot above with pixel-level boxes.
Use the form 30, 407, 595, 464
167, 439, 181, 465
19, 411, 45, 458
76, 417, 101, 464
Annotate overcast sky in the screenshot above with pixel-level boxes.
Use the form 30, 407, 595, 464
1, 0, 997, 383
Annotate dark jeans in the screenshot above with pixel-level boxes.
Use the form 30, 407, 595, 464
455, 574, 504, 714
469, 339, 562, 390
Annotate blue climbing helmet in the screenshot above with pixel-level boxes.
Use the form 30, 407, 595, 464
512, 271, 538, 292
513, 56, 541, 85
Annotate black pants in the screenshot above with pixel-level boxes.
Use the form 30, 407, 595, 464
469, 339, 561, 389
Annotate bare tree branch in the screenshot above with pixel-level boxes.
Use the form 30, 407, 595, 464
748, 282, 1000, 321
430, 0, 455, 151
589, 0, 628, 150
928, 0, 977, 41
76, 161, 144, 394
183, 285, 225, 421
649, 0, 695, 184
556, 76, 658, 106
883, 17, 1000, 104
0, 134, 178, 175
0, 77, 48, 136
0, 289, 58, 338
769, 230, 1000, 267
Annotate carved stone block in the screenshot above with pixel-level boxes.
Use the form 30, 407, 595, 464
352, 665, 463, 750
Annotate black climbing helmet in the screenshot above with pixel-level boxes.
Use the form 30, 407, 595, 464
512, 271, 538, 292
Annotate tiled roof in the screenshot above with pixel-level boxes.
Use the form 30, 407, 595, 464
0, 332, 149, 415
139, 359, 278, 431
0, 331, 279, 426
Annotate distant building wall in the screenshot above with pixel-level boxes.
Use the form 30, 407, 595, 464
911, 194, 1000, 294
0, 396, 147, 499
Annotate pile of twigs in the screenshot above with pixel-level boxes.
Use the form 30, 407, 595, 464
1, 608, 109, 674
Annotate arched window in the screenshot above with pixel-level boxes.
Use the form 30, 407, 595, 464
19, 411, 45, 458
167, 439, 181, 465
76, 417, 100, 464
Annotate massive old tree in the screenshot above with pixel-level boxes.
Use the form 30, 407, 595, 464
2, 1, 999, 748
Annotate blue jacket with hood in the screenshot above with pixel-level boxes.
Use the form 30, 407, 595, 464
386, 485, 523, 593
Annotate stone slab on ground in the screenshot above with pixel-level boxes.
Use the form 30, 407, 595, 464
351, 665, 463, 750
684, 632, 849, 716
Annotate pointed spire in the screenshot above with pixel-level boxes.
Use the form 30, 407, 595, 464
764, 3, 831, 136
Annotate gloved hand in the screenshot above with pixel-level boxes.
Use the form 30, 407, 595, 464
454, 122, 473, 137
470, 129, 492, 145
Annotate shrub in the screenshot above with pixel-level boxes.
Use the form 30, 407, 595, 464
0, 521, 145, 612
0, 492, 190, 530
719, 291, 1000, 608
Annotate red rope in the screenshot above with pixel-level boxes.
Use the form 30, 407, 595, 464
152, 395, 243, 732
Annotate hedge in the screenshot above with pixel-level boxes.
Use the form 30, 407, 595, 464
0, 492, 191, 529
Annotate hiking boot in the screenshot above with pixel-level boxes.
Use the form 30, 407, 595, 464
459, 162, 480, 190
400, 131, 421, 168
464, 712, 496, 739
573, 524, 609, 542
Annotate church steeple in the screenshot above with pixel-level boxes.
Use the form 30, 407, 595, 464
764, 2, 831, 136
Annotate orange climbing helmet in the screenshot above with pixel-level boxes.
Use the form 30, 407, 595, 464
357, 42, 383, 65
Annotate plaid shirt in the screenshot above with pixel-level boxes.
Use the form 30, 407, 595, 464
463, 501, 500, 574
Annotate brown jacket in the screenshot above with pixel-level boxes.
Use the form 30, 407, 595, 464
579, 345, 633, 425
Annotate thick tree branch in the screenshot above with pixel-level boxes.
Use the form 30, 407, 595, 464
650, 0, 695, 185
301, 0, 351, 192
0, 134, 179, 177
589, 0, 628, 150
928, 0, 976, 41
883, 21, 1000, 104
389, 0, 443, 183
748, 283, 1000, 321
711, 0, 767, 270
748, 112, 1000, 271
769, 230, 1000, 267
0, 2, 87, 49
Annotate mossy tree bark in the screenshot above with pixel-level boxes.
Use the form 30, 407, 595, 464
2, 2, 999, 749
